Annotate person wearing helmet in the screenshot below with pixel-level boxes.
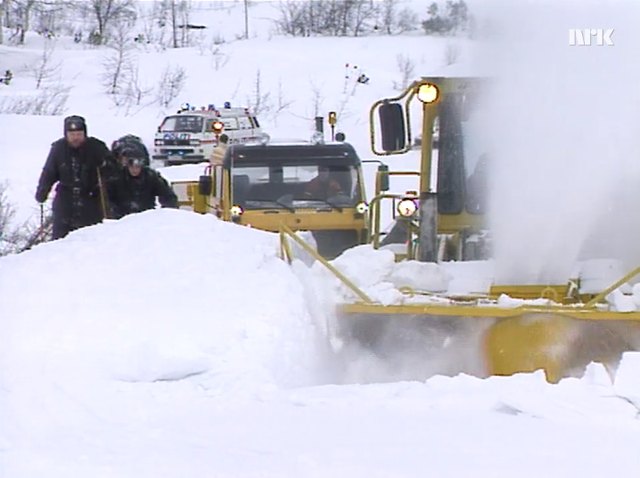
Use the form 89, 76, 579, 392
107, 147, 178, 218
111, 134, 150, 167
35, 115, 117, 240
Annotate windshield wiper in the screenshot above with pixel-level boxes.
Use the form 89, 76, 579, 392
274, 198, 296, 212
315, 198, 343, 212
249, 198, 296, 212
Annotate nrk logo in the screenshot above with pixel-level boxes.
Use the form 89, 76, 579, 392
569, 28, 614, 46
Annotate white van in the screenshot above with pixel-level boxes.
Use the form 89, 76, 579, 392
151, 103, 264, 167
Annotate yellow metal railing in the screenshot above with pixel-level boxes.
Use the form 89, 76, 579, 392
585, 266, 640, 308
278, 208, 640, 321
279, 225, 373, 304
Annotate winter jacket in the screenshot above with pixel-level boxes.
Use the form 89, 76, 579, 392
303, 176, 343, 199
35, 137, 117, 239
107, 167, 178, 218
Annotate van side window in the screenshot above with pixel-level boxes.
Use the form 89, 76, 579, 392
238, 117, 252, 130
222, 118, 238, 131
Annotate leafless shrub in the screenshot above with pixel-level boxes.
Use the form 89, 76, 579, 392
210, 46, 229, 71
101, 23, 134, 98
392, 54, 415, 91
276, 0, 378, 37
0, 84, 71, 115
0, 182, 51, 256
275, 79, 294, 114
246, 69, 271, 115
309, 80, 323, 118
32, 38, 62, 89
120, 64, 154, 115
156, 64, 186, 108
100, 24, 154, 114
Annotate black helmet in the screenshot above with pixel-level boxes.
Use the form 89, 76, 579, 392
112, 134, 148, 161
120, 147, 145, 167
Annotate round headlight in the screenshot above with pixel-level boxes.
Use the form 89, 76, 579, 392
417, 83, 439, 104
397, 198, 418, 217
230, 205, 243, 217
355, 202, 368, 214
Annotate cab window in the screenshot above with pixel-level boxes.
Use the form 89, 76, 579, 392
160, 115, 204, 133
230, 163, 361, 209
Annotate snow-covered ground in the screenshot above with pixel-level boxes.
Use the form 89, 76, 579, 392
3, 212, 640, 477
3, 1, 640, 476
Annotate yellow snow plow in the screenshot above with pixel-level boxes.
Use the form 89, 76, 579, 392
171, 140, 369, 259
282, 78, 640, 383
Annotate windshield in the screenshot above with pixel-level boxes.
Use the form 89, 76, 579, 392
435, 87, 490, 216
160, 115, 204, 133
230, 163, 361, 210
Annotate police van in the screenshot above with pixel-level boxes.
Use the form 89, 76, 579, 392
151, 102, 264, 167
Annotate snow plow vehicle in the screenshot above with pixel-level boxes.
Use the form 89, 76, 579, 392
172, 139, 369, 259
151, 103, 263, 167
282, 78, 640, 383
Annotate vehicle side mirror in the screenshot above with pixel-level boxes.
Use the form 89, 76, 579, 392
379, 102, 406, 152
378, 164, 389, 192
157, 126, 161, 133
198, 175, 212, 196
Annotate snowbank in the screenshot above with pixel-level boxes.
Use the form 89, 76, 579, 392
0, 209, 329, 392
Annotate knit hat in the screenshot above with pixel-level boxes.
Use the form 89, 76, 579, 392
64, 115, 87, 134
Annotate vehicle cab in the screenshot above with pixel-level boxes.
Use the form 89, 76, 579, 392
152, 102, 263, 167
174, 140, 369, 259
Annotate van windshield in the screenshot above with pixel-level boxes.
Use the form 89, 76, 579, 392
230, 163, 361, 210
160, 115, 204, 133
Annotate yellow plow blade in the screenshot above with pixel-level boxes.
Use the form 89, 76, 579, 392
485, 314, 575, 383
338, 303, 640, 382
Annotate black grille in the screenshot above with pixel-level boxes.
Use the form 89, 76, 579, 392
162, 138, 190, 146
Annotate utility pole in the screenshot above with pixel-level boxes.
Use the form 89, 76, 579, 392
243, 0, 249, 39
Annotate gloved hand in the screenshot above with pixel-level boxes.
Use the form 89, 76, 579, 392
35, 190, 47, 203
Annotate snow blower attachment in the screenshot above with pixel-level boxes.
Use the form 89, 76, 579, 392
296, 77, 640, 383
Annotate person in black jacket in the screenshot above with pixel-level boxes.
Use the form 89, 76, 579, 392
35, 115, 118, 240
108, 148, 178, 218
